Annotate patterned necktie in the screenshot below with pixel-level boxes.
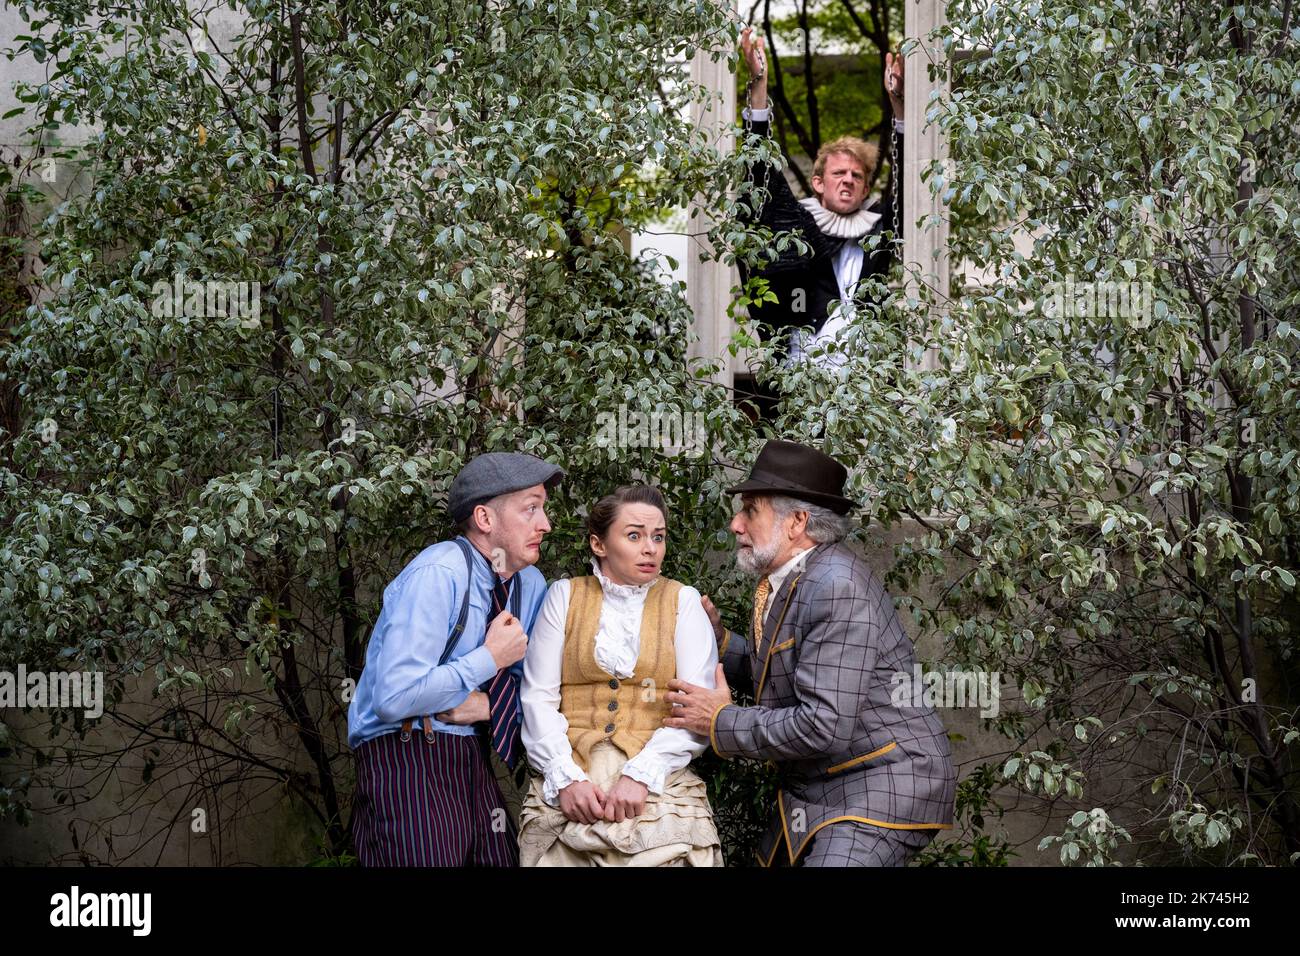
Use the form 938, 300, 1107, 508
752, 576, 772, 650
481, 573, 522, 769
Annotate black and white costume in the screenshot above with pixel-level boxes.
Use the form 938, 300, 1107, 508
737, 107, 905, 369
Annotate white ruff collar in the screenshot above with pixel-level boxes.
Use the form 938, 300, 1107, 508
799, 196, 881, 240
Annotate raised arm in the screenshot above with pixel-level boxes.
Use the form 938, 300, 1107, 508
864, 50, 907, 281
736, 27, 838, 264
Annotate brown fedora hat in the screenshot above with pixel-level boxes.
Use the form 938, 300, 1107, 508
725, 440, 857, 514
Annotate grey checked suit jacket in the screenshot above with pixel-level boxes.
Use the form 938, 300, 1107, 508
711, 541, 956, 866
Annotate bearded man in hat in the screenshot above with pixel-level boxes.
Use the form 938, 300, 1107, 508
664, 440, 956, 866
347, 451, 564, 866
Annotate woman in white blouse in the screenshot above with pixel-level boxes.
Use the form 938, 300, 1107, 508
518, 484, 724, 866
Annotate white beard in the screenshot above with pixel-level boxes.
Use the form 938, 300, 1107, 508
735, 539, 781, 577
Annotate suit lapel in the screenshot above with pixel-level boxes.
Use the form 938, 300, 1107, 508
758, 572, 798, 658
750, 546, 830, 700
753, 575, 801, 702
761, 545, 829, 653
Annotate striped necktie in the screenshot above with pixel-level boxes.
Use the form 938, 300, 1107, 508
752, 576, 772, 649
481, 573, 522, 769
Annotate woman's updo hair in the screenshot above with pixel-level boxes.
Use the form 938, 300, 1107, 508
586, 484, 668, 542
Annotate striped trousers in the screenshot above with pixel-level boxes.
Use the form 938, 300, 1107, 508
351, 729, 518, 867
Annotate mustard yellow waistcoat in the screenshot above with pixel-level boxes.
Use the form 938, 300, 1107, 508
560, 575, 681, 771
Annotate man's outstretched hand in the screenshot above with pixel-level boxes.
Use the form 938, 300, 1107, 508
740, 26, 768, 111
663, 664, 732, 736
885, 49, 905, 121
745, 29, 901, 122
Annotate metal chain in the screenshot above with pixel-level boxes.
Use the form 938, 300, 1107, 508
744, 68, 764, 120
889, 118, 901, 248
744, 35, 766, 122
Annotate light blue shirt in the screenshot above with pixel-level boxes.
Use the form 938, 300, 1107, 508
347, 536, 548, 748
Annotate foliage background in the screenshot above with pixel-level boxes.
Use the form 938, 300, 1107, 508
0, 0, 781, 863
760, 0, 1300, 864
2, 0, 1297, 867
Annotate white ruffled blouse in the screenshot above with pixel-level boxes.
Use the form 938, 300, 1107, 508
520, 559, 719, 806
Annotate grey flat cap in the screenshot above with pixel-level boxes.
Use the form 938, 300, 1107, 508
448, 452, 564, 523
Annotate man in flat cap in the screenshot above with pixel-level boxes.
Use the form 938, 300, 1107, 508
664, 440, 956, 866
348, 451, 564, 866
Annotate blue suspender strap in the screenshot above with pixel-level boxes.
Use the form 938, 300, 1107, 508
397, 539, 523, 743
400, 538, 476, 742
440, 538, 477, 666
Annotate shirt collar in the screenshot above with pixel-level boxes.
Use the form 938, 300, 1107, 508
767, 546, 813, 596
590, 557, 656, 601
457, 536, 511, 592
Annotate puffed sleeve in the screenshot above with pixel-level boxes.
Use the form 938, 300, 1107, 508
520, 579, 590, 806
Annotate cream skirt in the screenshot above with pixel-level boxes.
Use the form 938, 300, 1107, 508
518, 740, 724, 867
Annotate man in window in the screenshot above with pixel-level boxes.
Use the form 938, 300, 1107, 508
736, 28, 906, 414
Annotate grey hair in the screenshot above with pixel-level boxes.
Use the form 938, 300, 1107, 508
769, 495, 852, 544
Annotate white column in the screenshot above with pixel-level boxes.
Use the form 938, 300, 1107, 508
903, 0, 949, 371
687, 30, 738, 385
